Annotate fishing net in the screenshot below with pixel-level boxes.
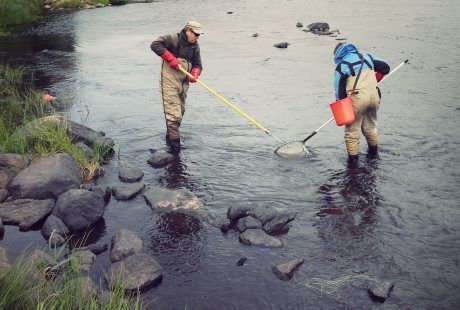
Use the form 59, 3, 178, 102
274, 141, 309, 158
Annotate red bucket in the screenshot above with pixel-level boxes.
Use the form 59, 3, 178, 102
330, 97, 355, 126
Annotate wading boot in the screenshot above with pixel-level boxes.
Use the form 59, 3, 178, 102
167, 138, 181, 154
347, 154, 359, 168
367, 145, 378, 158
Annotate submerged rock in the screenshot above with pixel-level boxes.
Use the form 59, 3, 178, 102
296, 22, 303, 28
272, 258, 304, 280
143, 187, 203, 210
263, 212, 296, 234
112, 183, 145, 201
239, 229, 283, 248
118, 165, 144, 183
147, 152, 175, 168
368, 280, 394, 302
237, 257, 247, 266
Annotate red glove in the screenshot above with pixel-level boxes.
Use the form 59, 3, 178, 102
161, 50, 180, 70
375, 72, 385, 83
188, 68, 201, 83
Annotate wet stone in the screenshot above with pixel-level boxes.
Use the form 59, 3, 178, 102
296, 22, 303, 27
236, 216, 262, 232
118, 165, 144, 183
112, 183, 145, 201
263, 212, 296, 234
81, 183, 111, 204
0, 167, 16, 187
274, 42, 289, 48
0, 188, 9, 203
147, 152, 174, 168
106, 253, 163, 293
110, 229, 143, 262
0, 198, 55, 230
249, 205, 279, 225
227, 205, 252, 222
239, 229, 283, 248
41, 214, 70, 239
272, 258, 304, 280
368, 280, 394, 302
236, 257, 247, 266
84, 242, 108, 255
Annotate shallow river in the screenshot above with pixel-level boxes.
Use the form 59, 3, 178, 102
1, 0, 459, 308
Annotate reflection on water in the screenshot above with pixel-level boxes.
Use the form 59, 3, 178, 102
160, 153, 190, 189
147, 211, 204, 273
316, 158, 381, 252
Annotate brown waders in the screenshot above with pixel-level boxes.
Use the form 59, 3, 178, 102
344, 69, 380, 156
160, 58, 192, 146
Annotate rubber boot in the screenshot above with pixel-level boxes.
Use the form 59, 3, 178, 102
367, 145, 378, 158
347, 154, 359, 168
167, 138, 181, 154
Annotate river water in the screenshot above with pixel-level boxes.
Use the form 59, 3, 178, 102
1, 0, 459, 309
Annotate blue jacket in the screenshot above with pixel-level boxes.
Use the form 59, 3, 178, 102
334, 43, 390, 100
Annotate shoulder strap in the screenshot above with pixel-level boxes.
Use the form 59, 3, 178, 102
351, 53, 365, 94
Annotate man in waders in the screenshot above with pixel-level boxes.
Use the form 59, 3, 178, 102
333, 43, 390, 164
150, 21, 204, 153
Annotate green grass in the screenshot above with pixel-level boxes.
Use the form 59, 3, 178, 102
0, 63, 111, 181
0, 0, 42, 36
0, 243, 144, 309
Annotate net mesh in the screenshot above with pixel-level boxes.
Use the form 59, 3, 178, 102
275, 141, 309, 158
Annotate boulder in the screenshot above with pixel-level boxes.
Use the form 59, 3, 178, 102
75, 142, 94, 158
0, 167, 16, 187
0, 188, 9, 203
147, 152, 175, 168
81, 183, 111, 204
0, 154, 29, 170
106, 253, 163, 292
41, 214, 70, 239
239, 229, 283, 248
110, 229, 143, 262
112, 183, 145, 201
0, 199, 55, 230
118, 165, 144, 183
19, 116, 114, 150
236, 216, 262, 232
8, 153, 82, 200
263, 212, 296, 234
272, 258, 304, 280
53, 189, 105, 232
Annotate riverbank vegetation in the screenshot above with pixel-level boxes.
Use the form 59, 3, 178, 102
0, 243, 144, 309
0, 0, 42, 36
0, 63, 109, 180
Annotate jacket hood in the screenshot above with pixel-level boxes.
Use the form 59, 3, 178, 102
334, 43, 358, 64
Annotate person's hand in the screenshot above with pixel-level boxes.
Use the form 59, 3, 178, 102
375, 72, 385, 83
161, 50, 180, 70
188, 68, 201, 83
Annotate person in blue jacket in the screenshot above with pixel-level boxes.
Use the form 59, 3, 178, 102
333, 43, 390, 163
